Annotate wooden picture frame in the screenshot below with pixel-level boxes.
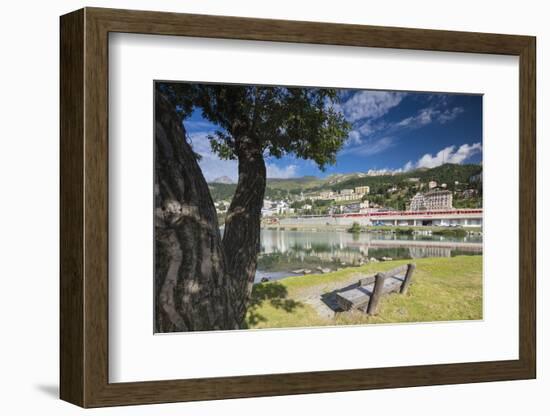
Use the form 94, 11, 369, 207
60, 7, 536, 408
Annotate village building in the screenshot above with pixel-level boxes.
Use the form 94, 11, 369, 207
319, 191, 335, 199
408, 190, 453, 211
334, 193, 362, 202
261, 200, 294, 216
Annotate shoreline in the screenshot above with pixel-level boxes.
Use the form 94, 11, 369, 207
261, 224, 483, 234
255, 251, 483, 283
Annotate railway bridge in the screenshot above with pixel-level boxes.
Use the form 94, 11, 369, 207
278, 209, 483, 228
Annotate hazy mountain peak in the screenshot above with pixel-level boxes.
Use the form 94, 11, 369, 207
211, 176, 234, 184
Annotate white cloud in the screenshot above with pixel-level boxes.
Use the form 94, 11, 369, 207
266, 163, 298, 179
188, 132, 301, 181
438, 107, 464, 123
407, 142, 482, 170
346, 130, 362, 146
340, 91, 405, 122
338, 94, 463, 157
396, 106, 463, 129
403, 161, 414, 171
365, 167, 404, 176
188, 132, 238, 182
342, 136, 396, 156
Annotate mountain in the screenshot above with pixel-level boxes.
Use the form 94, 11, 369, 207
211, 176, 234, 184
325, 172, 368, 185
266, 175, 323, 190
326, 163, 482, 192
207, 163, 482, 202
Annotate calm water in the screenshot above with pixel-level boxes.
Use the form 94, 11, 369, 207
255, 229, 482, 283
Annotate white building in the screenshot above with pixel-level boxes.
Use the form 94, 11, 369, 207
261, 208, 276, 217
261, 200, 293, 216
409, 193, 425, 211
319, 191, 335, 199
354, 186, 370, 195
408, 190, 453, 211
428, 180, 438, 189
334, 193, 362, 202
274, 201, 289, 214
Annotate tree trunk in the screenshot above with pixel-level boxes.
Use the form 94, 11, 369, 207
154, 92, 242, 332
222, 137, 267, 323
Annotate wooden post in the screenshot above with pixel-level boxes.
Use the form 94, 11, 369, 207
367, 272, 386, 315
400, 263, 416, 294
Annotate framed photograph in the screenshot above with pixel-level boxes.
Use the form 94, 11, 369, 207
60, 7, 536, 408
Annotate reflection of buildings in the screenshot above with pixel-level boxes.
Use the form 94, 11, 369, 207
409, 246, 453, 258
408, 190, 453, 211
259, 229, 482, 268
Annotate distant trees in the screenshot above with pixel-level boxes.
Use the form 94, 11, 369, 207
364, 194, 386, 207
330, 163, 482, 193
347, 222, 362, 234
290, 198, 314, 210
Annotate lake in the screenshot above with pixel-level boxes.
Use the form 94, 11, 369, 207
255, 228, 482, 283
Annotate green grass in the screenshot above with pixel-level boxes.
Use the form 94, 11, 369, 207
432, 228, 468, 238
246, 256, 482, 329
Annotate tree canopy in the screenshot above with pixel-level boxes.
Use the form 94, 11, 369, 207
156, 82, 351, 170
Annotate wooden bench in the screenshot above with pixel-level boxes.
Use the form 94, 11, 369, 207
334, 263, 416, 315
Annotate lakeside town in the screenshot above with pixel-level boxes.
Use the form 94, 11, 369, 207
212, 164, 483, 230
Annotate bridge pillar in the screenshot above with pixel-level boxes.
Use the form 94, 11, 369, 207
464, 218, 468, 226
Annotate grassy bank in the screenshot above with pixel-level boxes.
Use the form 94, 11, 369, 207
246, 255, 482, 329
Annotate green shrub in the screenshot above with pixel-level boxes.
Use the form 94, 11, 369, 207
432, 228, 467, 238
347, 222, 362, 234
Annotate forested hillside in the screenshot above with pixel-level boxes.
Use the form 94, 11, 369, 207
208, 163, 482, 203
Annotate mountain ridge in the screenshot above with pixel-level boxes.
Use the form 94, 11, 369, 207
208, 163, 482, 202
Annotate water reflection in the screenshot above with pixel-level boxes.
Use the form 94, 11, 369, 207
256, 229, 482, 282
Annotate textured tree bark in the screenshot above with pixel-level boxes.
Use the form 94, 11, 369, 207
222, 137, 267, 323
154, 93, 242, 332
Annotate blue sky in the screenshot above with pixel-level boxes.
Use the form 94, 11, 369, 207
183, 89, 482, 182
